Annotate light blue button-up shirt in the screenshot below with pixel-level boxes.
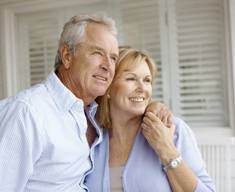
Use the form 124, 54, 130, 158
85, 117, 216, 192
0, 72, 102, 192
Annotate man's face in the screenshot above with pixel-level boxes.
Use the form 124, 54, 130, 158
62, 23, 119, 105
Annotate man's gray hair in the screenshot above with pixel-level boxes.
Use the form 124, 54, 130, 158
54, 14, 117, 70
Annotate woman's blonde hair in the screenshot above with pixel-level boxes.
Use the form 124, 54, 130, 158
96, 46, 157, 129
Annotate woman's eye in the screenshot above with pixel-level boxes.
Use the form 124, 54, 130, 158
145, 78, 152, 83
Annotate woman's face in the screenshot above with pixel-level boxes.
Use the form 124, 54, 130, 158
109, 60, 153, 117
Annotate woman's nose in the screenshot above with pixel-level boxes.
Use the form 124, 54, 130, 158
136, 80, 145, 91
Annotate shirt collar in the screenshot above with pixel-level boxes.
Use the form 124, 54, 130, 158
45, 71, 84, 111
85, 101, 98, 118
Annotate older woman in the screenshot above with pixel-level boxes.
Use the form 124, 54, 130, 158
86, 47, 215, 192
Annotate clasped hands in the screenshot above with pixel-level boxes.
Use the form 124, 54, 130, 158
141, 101, 179, 165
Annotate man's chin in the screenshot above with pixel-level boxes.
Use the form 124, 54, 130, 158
93, 89, 107, 98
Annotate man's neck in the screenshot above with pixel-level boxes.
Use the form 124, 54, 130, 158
56, 68, 94, 106
86, 115, 97, 147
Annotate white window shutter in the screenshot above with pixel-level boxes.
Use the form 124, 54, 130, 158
0, 69, 3, 99
16, 0, 230, 129
118, 0, 163, 102
27, 14, 59, 85
175, 0, 228, 127
17, 12, 60, 87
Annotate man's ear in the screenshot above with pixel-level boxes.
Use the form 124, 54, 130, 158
60, 45, 72, 69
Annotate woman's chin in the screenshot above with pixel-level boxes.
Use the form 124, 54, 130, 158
130, 109, 146, 117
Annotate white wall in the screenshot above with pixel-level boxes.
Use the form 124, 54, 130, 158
229, 0, 235, 188
0, 15, 3, 99
232, 146, 235, 190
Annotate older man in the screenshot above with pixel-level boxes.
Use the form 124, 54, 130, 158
0, 14, 118, 192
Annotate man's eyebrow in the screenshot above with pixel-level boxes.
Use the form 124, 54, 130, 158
87, 44, 118, 58
88, 44, 105, 52
110, 52, 119, 59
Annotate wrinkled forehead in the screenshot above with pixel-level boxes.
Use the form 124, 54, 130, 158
83, 23, 118, 50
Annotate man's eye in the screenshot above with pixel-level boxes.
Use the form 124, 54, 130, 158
126, 77, 136, 81
111, 56, 118, 63
93, 51, 103, 56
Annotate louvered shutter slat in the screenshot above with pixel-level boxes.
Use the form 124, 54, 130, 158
176, 0, 228, 127
27, 16, 59, 85
119, 0, 162, 102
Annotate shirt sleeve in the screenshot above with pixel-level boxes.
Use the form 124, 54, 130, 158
0, 100, 45, 192
174, 118, 216, 192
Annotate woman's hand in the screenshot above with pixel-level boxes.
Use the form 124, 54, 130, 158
145, 101, 173, 128
141, 111, 178, 165
145, 101, 175, 137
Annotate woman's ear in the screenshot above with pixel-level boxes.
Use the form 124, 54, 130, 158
60, 45, 72, 69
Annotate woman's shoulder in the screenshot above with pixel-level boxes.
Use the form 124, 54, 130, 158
172, 116, 199, 146
173, 117, 194, 136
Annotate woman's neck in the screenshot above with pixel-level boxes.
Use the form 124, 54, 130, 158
108, 115, 142, 167
110, 116, 141, 142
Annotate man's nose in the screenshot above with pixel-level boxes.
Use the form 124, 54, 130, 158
101, 55, 112, 71
100, 64, 108, 71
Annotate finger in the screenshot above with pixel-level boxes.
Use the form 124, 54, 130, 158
141, 122, 149, 131
166, 114, 173, 128
147, 113, 165, 129
142, 128, 151, 139
155, 108, 163, 120
161, 110, 169, 125
158, 108, 172, 128
145, 111, 160, 122
170, 124, 176, 138
146, 101, 161, 114
155, 107, 170, 123
143, 116, 159, 129
142, 116, 153, 127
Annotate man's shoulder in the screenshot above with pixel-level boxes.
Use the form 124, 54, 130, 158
0, 83, 50, 112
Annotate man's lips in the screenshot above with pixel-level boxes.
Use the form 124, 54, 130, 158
93, 75, 108, 82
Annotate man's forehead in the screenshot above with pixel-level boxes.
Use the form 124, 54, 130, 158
85, 24, 118, 48
85, 23, 113, 39
79, 41, 118, 56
